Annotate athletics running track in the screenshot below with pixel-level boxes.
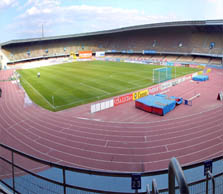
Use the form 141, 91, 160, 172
0, 69, 222, 173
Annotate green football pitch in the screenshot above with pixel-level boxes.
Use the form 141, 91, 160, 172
18, 60, 199, 111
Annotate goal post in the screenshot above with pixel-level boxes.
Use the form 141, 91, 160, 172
153, 67, 173, 84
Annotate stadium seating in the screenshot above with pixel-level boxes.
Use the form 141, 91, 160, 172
209, 57, 222, 65
1, 22, 223, 67
163, 55, 178, 62
0, 22, 223, 194
193, 56, 210, 63
176, 56, 195, 62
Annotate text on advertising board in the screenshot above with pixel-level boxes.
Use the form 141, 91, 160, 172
79, 51, 92, 59
132, 89, 149, 100
114, 94, 133, 106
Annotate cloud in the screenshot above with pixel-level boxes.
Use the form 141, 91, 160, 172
9, 1, 178, 39
20, 0, 59, 16
0, 0, 18, 9
206, 0, 223, 19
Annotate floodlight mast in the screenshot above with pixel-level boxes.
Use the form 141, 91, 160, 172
42, 24, 44, 38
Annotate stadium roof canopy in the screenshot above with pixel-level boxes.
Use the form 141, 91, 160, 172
1, 19, 223, 47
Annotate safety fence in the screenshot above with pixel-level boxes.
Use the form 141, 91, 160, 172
159, 173, 223, 194
0, 143, 222, 194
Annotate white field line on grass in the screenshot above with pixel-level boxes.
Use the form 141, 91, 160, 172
108, 75, 138, 86
41, 79, 136, 109
21, 77, 56, 109
120, 69, 153, 77
55, 84, 146, 109
108, 69, 156, 86
54, 81, 114, 108
89, 74, 151, 90
71, 73, 135, 91
80, 82, 111, 95
87, 74, 124, 88
54, 94, 109, 108
78, 76, 121, 90
128, 78, 153, 84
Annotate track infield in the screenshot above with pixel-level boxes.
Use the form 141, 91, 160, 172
18, 60, 199, 111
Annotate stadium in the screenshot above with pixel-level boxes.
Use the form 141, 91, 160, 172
0, 19, 223, 194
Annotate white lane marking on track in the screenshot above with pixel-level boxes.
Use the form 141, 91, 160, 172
2, 105, 222, 168
17, 115, 223, 155
88, 104, 223, 124
104, 140, 109, 147
76, 117, 101, 121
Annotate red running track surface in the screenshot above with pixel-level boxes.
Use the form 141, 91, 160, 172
0, 69, 222, 173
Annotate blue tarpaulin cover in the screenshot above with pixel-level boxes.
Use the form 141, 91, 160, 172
169, 96, 183, 105
192, 75, 209, 81
136, 95, 176, 115
154, 94, 183, 105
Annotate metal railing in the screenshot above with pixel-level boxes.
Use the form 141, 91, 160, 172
0, 143, 222, 194
168, 157, 189, 194
146, 179, 159, 194
151, 179, 159, 194
206, 171, 215, 194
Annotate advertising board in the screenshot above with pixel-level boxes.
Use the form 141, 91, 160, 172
148, 85, 160, 95
114, 94, 133, 106
132, 89, 149, 100
79, 51, 92, 59
96, 51, 105, 57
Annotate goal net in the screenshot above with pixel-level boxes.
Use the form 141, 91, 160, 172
153, 67, 172, 84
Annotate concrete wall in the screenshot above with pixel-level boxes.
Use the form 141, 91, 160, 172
0, 48, 9, 69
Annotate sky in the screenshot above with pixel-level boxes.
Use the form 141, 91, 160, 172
0, 0, 223, 43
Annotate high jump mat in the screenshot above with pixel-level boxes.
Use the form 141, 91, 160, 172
135, 94, 182, 116
192, 75, 209, 81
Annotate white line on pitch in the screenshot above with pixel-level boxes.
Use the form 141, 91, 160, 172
80, 82, 110, 95
55, 94, 108, 108
22, 77, 55, 109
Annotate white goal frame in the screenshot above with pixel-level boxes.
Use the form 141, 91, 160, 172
153, 66, 176, 84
